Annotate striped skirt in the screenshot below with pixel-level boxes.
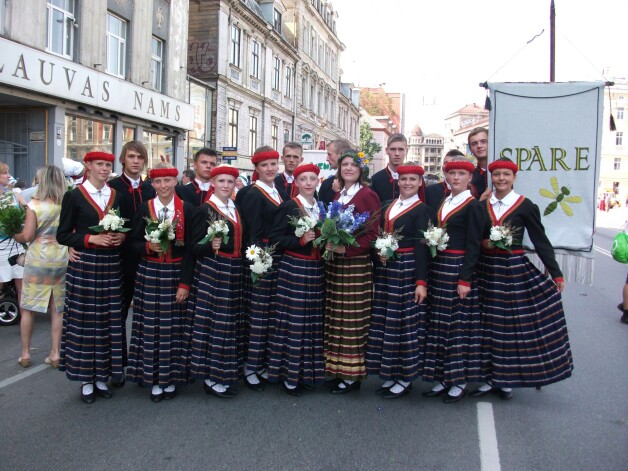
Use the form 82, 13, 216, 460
59, 248, 125, 383
245, 254, 280, 372
126, 260, 190, 387
366, 253, 426, 382
422, 252, 482, 385
190, 255, 244, 385
476, 253, 573, 387
267, 255, 325, 387
324, 254, 373, 381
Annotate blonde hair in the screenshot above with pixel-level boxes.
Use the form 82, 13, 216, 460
152, 161, 174, 170
0, 162, 8, 174
33, 165, 66, 204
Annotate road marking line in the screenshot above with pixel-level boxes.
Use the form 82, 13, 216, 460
0, 364, 47, 390
477, 402, 501, 471
594, 245, 611, 257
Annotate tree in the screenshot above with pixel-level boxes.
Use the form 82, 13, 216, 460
360, 122, 382, 158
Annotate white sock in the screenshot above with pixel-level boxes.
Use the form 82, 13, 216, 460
500, 387, 512, 393
164, 385, 175, 393
82, 383, 94, 395
389, 380, 410, 394
448, 384, 466, 397
381, 380, 394, 389
338, 379, 355, 389
259, 369, 268, 380
284, 381, 297, 390
95, 381, 108, 391
152, 385, 163, 395
431, 382, 446, 393
245, 369, 261, 385
478, 382, 493, 392
212, 383, 227, 393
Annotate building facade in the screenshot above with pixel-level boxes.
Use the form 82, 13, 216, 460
599, 79, 628, 203
444, 103, 489, 159
407, 125, 444, 176
0, 0, 194, 182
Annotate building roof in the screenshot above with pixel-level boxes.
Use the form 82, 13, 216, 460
445, 103, 488, 120
409, 124, 423, 136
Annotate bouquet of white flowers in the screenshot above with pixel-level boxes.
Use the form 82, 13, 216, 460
420, 222, 449, 258
373, 227, 404, 264
198, 214, 230, 254
89, 208, 130, 233
144, 217, 177, 253
488, 222, 519, 252
288, 214, 318, 238
245, 244, 276, 285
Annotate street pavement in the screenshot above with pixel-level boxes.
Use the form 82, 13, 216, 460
0, 211, 626, 471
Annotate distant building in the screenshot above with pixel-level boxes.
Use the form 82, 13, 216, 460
445, 103, 489, 158
599, 79, 628, 203
0, 0, 193, 181
360, 110, 391, 174
359, 86, 405, 135
407, 125, 444, 176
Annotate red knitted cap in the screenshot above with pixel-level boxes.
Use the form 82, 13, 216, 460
293, 163, 320, 179
84, 151, 115, 163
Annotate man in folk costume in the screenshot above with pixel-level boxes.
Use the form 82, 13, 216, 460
108, 142, 156, 336
371, 133, 408, 203
468, 127, 491, 201
274, 142, 304, 200
176, 148, 218, 206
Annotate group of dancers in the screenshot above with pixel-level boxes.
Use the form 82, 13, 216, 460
56, 136, 573, 404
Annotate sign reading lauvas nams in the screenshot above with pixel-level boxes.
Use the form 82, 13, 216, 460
0, 37, 194, 130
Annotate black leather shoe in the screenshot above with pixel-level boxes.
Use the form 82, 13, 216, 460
422, 383, 448, 397
443, 386, 467, 404
164, 389, 177, 400
283, 383, 303, 397
81, 386, 96, 404
622, 311, 628, 324
203, 382, 236, 398
375, 383, 394, 395
301, 383, 316, 391
330, 380, 361, 394
151, 392, 164, 403
469, 387, 494, 398
110, 378, 125, 388
383, 383, 413, 400
244, 373, 265, 392
95, 386, 112, 399
498, 389, 513, 400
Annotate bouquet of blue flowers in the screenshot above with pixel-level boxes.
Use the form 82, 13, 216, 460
313, 200, 370, 260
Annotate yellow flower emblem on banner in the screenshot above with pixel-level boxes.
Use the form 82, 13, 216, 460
539, 176, 582, 216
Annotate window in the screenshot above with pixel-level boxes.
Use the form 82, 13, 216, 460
86, 121, 93, 142
285, 66, 292, 98
103, 126, 111, 143
143, 130, 174, 169
302, 21, 309, 55
231, 25, 241, 68
310, 28, 316, 60
617, 131, 624, 146
46, 0, 75, 58
150, 37, 164, 92
228, 108, 239, 147
272, 57, 281, 91
251, 40, 260, 79
64, 115, 113, 162
273, 9, 282, 34
249, 116, 258, 156
106, 13, 128, 77
284, 128, 290, 146
618, 107, 624, 120
301, 76, 307, 106
310, 81, 316, 113
271, 124, 278, 150
614, 158, 621, 170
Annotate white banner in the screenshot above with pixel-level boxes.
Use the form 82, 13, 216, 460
487, 82, 604, 255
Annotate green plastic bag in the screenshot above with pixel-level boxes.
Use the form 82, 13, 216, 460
611, 232, 628, 263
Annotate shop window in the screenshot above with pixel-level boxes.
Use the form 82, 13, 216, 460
143, 130, 174, 170
65, 115, 113, 162
46, 0, 75, 59
122, 126, 136, 144
106, 12, 128, 78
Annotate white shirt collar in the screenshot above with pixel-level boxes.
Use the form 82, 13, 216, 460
388, 165, 399, 180
209, 194, 237, 221
396, 194, 419, 207
297, 194, 319, 217
255, 180, 281, 203
284, 171, 294, 183
195, 178, 211, 192
82, 180, 111, 197
338, 183, 361, 204
444, 189, 471, 206
153, 197, 175, 219
490, 190, 518, 207
125, 173, 141, 189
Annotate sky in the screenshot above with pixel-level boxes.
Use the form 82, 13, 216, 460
331, 0, 627, 134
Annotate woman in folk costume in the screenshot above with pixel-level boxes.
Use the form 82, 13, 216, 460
325, 149, 380, 394
366, 165, 435, 399
125, 164, 195, 402
238, 146, 284, 391
422, 157, 485, 403
56, 151, 126, 403
470, 158, 573, 400
267, 163, 325, 396
189, 164, 244, 398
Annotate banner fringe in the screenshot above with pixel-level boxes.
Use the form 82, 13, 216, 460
526, 251, 594, 285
